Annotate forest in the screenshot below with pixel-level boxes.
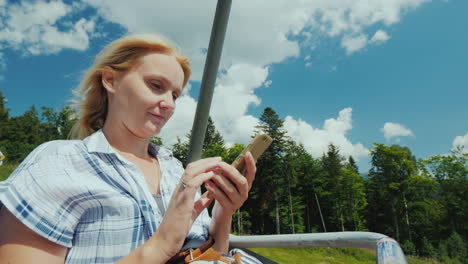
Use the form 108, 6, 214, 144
0, 90, 466, 263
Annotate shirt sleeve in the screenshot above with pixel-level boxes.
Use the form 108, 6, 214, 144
0, 141, 86, 248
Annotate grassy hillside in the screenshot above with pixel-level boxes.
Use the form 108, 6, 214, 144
249, 247, 444, 264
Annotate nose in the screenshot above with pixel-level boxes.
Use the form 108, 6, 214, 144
159, 91, 175, 110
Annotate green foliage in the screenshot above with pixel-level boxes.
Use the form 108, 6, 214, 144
224, 143, 245, 164
171, 116, 225, 167
367, 143, 418, 241
150, 136, 163, 146
232, 209, 251, 235
436, 237, 466, 264
172, 136, 190, 167
346, 155, 359, 174
203, 117, 225, 149
0, 163, 18, 181
201, 144, 227, 160
420, 237, 437, 258
446, 232, 466, 261
318, 144, 354, 232
402, 240, 417, 256
338, 167, 367, 231
0, 101, 77, 164
421, 149, 468, 239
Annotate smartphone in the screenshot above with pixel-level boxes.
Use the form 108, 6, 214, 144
231, 133, 273, 173
205, 134, 272, 199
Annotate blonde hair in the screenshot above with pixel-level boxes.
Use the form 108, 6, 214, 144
70, 34, 191, 139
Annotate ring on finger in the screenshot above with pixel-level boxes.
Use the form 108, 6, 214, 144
181, 181, 188, 189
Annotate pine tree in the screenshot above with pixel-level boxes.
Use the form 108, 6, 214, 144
172, 116, 225, 167
367, 143, 417, 242
320, 144, 345, 231
346, 155, 359, 174
339, 167, 367, 231
203, 117, 224, 148
247, 107, 289, 234
282, 140, 309, 234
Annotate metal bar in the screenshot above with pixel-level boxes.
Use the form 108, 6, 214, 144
187, 0, 232, 163
229, 232, 388, 249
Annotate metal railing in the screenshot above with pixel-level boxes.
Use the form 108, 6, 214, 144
229, 232, 408, 264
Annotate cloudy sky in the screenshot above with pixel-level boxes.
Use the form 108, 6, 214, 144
0, 0, 467, 172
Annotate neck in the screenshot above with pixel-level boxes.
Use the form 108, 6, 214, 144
102, 121, 152, 160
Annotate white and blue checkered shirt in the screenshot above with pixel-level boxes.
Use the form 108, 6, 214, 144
0, 129, 211, 263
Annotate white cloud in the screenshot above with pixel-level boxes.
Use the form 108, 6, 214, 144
0, 1, 95, 55
211, 63, 267, 145
304, 54, 313, 67
381, 122, 414, 141
452, 133, 468, 151
284, 108, 369, 160
159, 95, 197, 146
342, 34, 368, 55
370, 30, 391, 44
83, 0, 435, 80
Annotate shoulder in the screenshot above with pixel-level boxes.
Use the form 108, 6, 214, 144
7, 140, 86, 184
151, 144, 183, 166
20, 140, 84, 167
151, 144, 184, 178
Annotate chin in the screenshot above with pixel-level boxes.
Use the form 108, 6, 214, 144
144, 125, 163, 137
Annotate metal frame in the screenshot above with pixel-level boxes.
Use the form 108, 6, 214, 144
187, 1, 408, 263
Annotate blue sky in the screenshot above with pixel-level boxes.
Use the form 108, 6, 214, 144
0, 0, 467, 172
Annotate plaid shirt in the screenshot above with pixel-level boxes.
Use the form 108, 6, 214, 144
0, 129, 210, 264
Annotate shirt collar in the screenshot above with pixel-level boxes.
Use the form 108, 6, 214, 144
83, 129, 173, 160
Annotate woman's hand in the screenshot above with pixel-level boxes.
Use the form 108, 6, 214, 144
206, 151, 256, 215
146, 157, 221, 262
205, 151, 257, 254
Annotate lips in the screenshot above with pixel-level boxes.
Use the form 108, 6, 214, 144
149, 113, 166, 122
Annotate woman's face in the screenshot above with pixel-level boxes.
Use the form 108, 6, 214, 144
103, 52, 185, 139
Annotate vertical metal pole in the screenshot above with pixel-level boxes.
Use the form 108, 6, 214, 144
187, 0, 232, 164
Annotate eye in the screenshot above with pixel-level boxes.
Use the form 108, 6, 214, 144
149, 80, 163, 91
172, 92, 179, 101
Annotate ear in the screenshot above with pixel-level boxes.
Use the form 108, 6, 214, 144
101, 69, 117, 94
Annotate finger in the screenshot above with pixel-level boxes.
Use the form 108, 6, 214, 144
205, 181, 231, 208
183, 157, 222, 180
210, 172, 239, 200
192, 191, 214, 219
181, 171, 216, 191
214, 162, 249, 198
243, 151, 257, 188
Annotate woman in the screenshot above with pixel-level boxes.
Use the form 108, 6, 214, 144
0, 34, 257, 263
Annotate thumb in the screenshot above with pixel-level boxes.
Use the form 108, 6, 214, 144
192, 191, 214, 220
